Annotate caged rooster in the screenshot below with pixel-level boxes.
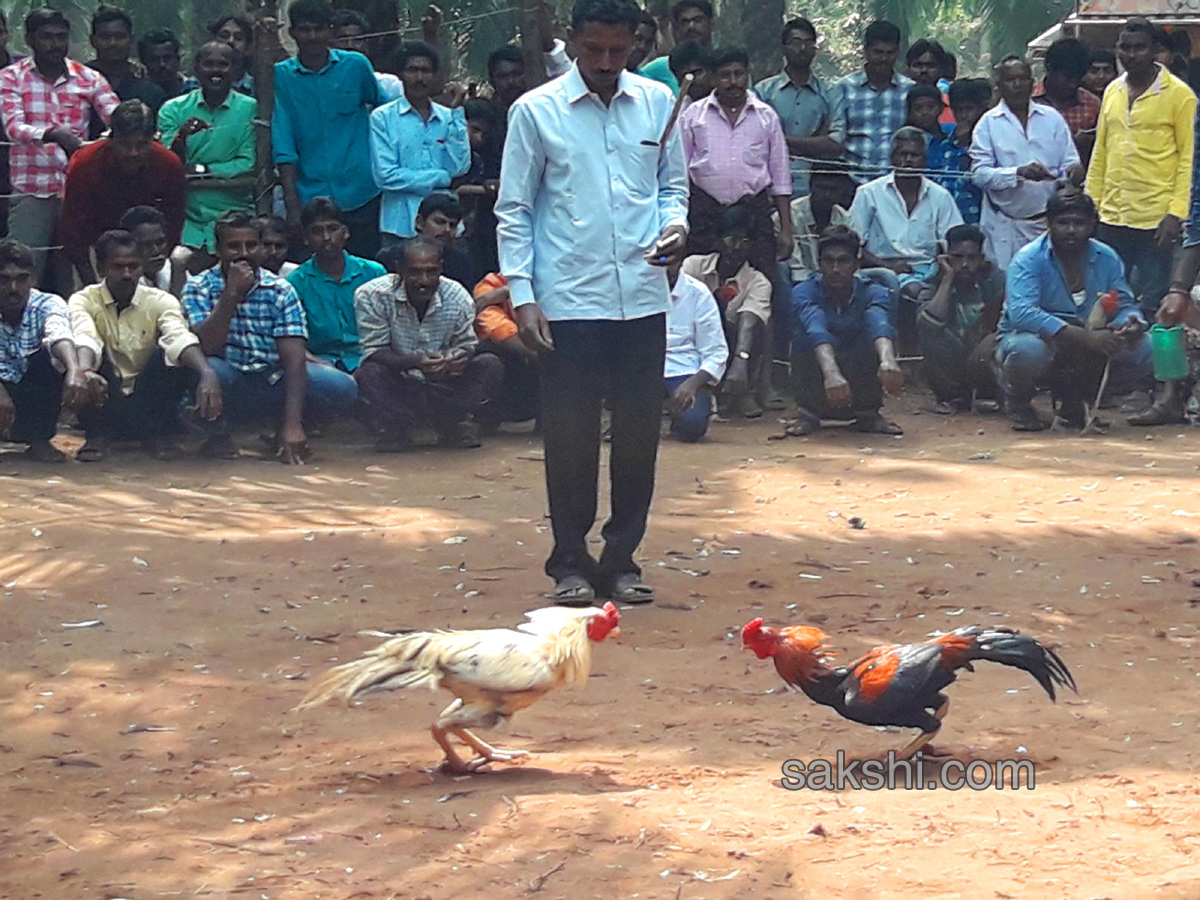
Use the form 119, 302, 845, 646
742, 621, 1077, 758
296, 603, 621, 774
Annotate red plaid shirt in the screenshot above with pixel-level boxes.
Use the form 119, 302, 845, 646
1032, 81, 1100, 136
0, 57, 119, 197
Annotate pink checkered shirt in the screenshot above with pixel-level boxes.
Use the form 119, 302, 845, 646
679, 92, 793, 205
0, 57, 119, 197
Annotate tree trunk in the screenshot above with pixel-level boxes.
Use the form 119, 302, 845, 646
253, 0, 282, 214
742, 0, 784, 82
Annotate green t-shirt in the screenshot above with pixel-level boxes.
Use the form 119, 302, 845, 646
638, 56, 680, 94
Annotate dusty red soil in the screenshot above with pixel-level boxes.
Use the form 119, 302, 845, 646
3, 398, 1200, 900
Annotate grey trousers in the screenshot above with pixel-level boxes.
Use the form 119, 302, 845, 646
7, 193, 60, 287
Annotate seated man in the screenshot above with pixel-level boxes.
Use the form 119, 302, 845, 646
997, 189, 1152, 432
789, 225, 904, 436
353, 236, 503, 451
0, 240, 88, 462
473, 272, 539, 425
257, 216, 299, 278
182, 211, 358, 463
916, 223, 1004, 413
119, 206, 182, 296
787, 164, 855, 286
286, 197, 386, 372
413, 192, 476, 291
665, 258, 728, 442
681, 208, 773, 418
68, 229, 223, 461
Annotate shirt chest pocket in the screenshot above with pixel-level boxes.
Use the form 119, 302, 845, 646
742, 139, 768, 167
329, 86, 363, 117
621, 141, 661, 195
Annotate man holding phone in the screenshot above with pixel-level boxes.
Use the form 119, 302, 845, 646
496, 0, 689, 605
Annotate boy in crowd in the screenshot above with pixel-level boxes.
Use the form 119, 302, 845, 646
118, 206, 182, 296
664, 259, 728, 442
258, 216, 298, 278
926, 78, 990, 225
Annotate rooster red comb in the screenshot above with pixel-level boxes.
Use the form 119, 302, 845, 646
742, 617, 766, 642
1101, 290, 1120, 314
601, 601, 620, 625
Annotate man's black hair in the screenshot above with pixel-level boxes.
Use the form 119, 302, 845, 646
417, 191, 463, 222
863, 20, 901, 48
906, 38, 949, 71
395, 41, 440, 74
110, 100, 156, 139
138, 27, 180, 62
906, 83, 944, 110
1045, 186, 1097, 221
817, 224, 862, 257
331, 8, 370, 31
96, 229, 140, 267
668, 40, 713, 79
208, 14, 253, 45
945, 223, 985, 249
288, 0, 335, 30
24, 8, 70, 39
487, 44, 524, 78
463, 98, 497, 126
301, 196, 346, 230
782, 16, 817, 43
215, 210, 264, 245
947, 77, 992, 107
670, 0, 713, 20
0, 240, 35, 271
119, 205, 168, 231
572, 0, 642, 32
1088, 46, 1116, 67
711, 47, 749, 70
1045, 37, 1090, 78
91, 5, 132, 36
1122, 17, 1156, 40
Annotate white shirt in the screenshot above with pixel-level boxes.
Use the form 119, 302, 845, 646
665, 272, 728, 380
969, 100, 1079, 220
848, 173, 963, 265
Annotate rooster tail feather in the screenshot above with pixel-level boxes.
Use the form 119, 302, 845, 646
966, 630, 1078, 701
294, 632, 442, 710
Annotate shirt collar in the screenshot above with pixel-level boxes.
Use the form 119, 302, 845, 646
295, 48, 340, 75
565, 63, 634, 105
1114, 63, 1167, 97
395, 277, 446, 311
853, 69, 903, 90
310, 252, 358, 284
883, 171, 930, 200
772, 68, 822, 91
98, 281, 147, 308
24, 57, 86, 87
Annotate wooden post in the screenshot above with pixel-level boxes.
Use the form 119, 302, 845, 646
519, 2, 546, 91
253, 0, 282, 214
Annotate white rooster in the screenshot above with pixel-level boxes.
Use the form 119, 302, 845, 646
295, 602, 621, 773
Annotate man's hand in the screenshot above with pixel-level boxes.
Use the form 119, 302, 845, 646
776, 228, 793, 261
0, 384, 14, 435
645, 224, 688, 267
668, 378, 700, 414
278, 420, 308, 465
516, 304, 555, 353
1156, 214, 1183, 252
44, 125, 83, 156
936, 252, 960, 281
1017, 162, 1054, 182
823, 370, 851, 408
439, 81, 467, 108
1066, 163, 1086, 186
890, 260, 913, 276
419, 351, 447, 375
1083, 328, 1126, 356
1158, 288, 1194, 326
61, 368, 93, 410
443, 347, 469, 375
193, 371, 223, 420
177, 117, 211, 140
226, 260, 257, 299
81, 370, 108, 408
422, 3, 444, 42
878, 360, 904, 395
724, 356, 750, 393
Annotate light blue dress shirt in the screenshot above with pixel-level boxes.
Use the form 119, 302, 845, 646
665, 271, 728, 380
496, 65, 689, 321
369, 95, 471, 238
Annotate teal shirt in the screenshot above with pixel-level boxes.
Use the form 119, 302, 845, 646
273, 49, 381, 212
159, 89, 258, 251
287, 252, 386, 370
638, 56, 679, 94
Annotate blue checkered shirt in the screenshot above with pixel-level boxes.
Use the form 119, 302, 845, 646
182, 267, 308, 373
927, 136, 982, 225
0, 290, 73, 383
830, 71, 914, 183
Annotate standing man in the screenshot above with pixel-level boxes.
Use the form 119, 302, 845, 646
138, 28, 188, 103
496, 0, 689, 606
971, 55, 1082, 268
755, 17, 840, 200
1032, 38, 1100, 162
370, 42, 471, 244
86, 7, 165, 111
639, 0, 713, 93
829, 21, 914, 183
0, 8, 119, 286
1086, 17, 1195, 320
273, 0, 382, 261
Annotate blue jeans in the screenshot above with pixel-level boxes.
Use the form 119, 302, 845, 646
995, 331, 1154, 408
1097, 224, 1171, 319
664, 374, 713, 442
204, 357, 358, 427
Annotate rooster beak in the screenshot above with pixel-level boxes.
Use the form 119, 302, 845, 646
609, 626, 621, 639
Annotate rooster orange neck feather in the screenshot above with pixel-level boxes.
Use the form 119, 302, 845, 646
773, 626, 835, 686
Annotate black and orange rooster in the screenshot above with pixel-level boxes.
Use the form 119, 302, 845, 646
742, 621, 1077, 757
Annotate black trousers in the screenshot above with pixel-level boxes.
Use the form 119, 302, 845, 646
791, 335, 882, 418
2, 348, 62, 443
539, 315, 666, 590
76, 351, 190, 441
478, 340, 539, 424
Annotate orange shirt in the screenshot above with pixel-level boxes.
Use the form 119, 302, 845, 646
473, 272, 519, 343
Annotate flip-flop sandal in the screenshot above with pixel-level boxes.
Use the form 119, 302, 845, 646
76, 441, 108, 463
554, 575, 596, 608
769, 416, 820, 440
611, 574, 654, 605
849, 414, 903, 435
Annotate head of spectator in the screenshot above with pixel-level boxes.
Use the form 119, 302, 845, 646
332, 8, 371, 55
906, 83, 944, 137
862, 20, 901, 85
942, 223, 987, 291
1164, 29, 1190, 79
0, 240, 35, 326
943, 50, 958, 81
569, 0, 642, 101
396, 41, 439, 108
1043, 37, 1089, 105
1083, 47, 1117, 96
781, 17, 818, 76
1150, 25, 1173, 66
193, 40, 236, 104
301, 197, 350, 265
108, 100, 157, 176
1045, 187, 1096, 259
890, 126, 928, 178
96, 229, 144, 306
995, 55, 1033, 113
712, 47, 750, 113
415, 192, 463, 248
810, 164, 856, 220
289, 0, 335, 68
138, 27, 182, 92
715, 206, 755, 279
25, 8, 71, 76
628, 10, 657, 70
905, 38, 949, 87
255, 215, 290, 274
463, 99, 496, 153
216, 211, 265, 278
947, 77, 991, 138
90, 6, 134, 71
668, 40, 714, 101
816, 225, 861, 297
399, 236, 445, 306
118, 205, 169, 284
669, 0, 713, 48
1118, 18, 1159, 84
209, 14, 253, 76
488, 45, 527, 109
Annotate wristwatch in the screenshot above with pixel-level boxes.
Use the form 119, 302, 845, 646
737, 350, 751, 360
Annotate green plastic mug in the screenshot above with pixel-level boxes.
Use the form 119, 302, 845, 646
1149, 324, 1189, 381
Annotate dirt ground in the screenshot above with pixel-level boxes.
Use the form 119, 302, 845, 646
3, 394, 1200, 900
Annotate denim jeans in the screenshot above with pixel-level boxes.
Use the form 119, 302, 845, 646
1097, 224, 1171, 319
995, 331, 1154, 408
204, 357, 358, 427
663, 374, 713, 442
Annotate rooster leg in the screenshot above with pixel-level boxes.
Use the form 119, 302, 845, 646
896, 698, 951, 761
453, 728, 529, 763
430, 724, 476, 775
